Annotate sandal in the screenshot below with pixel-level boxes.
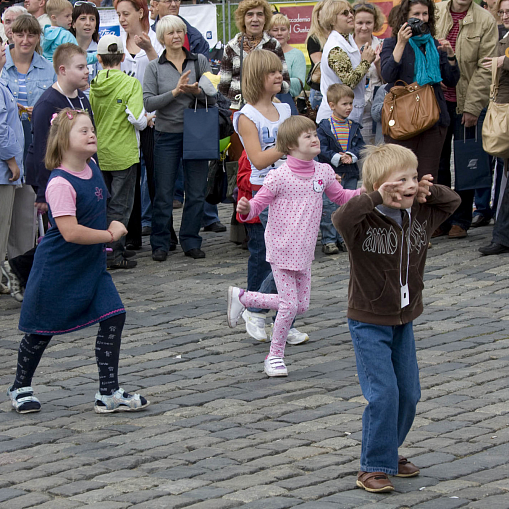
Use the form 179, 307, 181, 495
7, 386, 41, 414
94, 388, 150, 414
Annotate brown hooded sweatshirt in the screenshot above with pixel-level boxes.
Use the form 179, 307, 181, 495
332, 185, 461, 326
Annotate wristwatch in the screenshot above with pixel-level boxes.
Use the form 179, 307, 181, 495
448, 55, 456, 61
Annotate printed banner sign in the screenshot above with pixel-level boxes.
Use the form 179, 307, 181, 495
98, 4, 217, 48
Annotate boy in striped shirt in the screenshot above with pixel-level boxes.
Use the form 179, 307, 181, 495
317, 83, 365, 254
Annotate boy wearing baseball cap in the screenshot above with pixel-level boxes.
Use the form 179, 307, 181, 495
90, 35, 148, 270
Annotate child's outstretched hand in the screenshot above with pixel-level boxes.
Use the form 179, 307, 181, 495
417, 174, 433, 203
237, 197, 251, 215
378, 181, 403, 208
335, 174, 342, 184
108, 221, 128, 241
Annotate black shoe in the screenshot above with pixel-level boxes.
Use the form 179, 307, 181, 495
152, 249, 168, 262
169, 243, 177, 252
108, 258, 137, 269
123, 250, 136, 259
478, 242, 509, 255
471, 214, 490, 228
126, 243, 142, 250
142, 226, 152, 236
184, 248, 205, 259
203, 221, 227, 233
337, 241, 348, 252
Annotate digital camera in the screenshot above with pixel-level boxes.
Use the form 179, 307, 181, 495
406, 17, 430, 37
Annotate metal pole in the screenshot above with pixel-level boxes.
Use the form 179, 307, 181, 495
227, 0, 231, 42
222, 0, 226, 45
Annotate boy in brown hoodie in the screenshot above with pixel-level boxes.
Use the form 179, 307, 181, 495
332, 144, 460, 493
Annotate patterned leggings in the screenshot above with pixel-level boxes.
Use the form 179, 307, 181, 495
240, 265, 311, 357
12, 313, 125, 396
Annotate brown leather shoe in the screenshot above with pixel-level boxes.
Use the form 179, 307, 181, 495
448, 225, 467, 238
356, 471, 395, 493
396, 456, 420, 478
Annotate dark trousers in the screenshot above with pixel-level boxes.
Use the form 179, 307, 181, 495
9, 246, 36, 288
386, 122, 447, 181
438, 101, 491, 231
493, 160, 509, 247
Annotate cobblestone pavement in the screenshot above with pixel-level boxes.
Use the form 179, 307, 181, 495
1, 204, 509, 509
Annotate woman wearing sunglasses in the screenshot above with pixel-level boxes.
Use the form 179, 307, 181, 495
316, 0, 376, 124
70, 1, 101, 95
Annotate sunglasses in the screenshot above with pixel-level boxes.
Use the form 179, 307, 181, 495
340, 8, 354, 16
74, 1, 97, 6
353, 3, 375, 11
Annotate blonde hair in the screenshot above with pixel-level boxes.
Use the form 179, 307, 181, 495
234, 0, 272, 33
361, 144, 418, 193
155, 14, 187, 46
268, 13, 290, 31
327, 83, 354, 104
45, 108, 93, 169
242, 49, 282, 104
353, 0, 385, 33
276, 116, 317, 154
306, 1, 329, 49
53, 43, 87, 74
320, 0, 351, 32
46, 0, 72, 18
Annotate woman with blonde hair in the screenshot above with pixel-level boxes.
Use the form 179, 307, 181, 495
269, 13, 306, 98
218, 0, 290, 109
306, 1, 329, 109
316, 0, 376, 123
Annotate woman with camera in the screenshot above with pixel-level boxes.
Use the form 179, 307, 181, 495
380, 0, 459, 179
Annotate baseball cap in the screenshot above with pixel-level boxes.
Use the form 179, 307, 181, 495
97, 35, 124, 56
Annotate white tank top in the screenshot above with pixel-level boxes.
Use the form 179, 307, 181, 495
233, 102, 291, 186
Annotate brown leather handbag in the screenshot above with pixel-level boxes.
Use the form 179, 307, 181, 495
382, 80, 440, 140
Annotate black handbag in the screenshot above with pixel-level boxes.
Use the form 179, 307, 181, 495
454, 125, 492, 191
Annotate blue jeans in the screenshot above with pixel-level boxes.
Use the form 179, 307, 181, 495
151, 131, 208, 253
140, 157, 152, 228
348, 319, 421, 475
309, 88, 323, 110
172, 159, 219, 226
320, 174, 358, 245
245, 222, 271, 294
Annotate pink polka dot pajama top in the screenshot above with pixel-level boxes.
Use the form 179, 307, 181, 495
239, 156, 361, 357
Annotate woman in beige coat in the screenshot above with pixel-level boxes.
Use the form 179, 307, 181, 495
479, 0, 509, 255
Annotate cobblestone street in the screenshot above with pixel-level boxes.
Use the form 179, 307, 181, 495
1, 204, 509, 509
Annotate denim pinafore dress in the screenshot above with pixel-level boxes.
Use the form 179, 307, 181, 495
19, 161, 125, 335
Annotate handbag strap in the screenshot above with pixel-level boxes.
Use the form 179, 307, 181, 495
491, 57, 500, 101
239, 34, 245, 105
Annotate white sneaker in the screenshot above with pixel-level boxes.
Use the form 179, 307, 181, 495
1, 261, 23, 302
270, 324, 310, 345
242, 309, 267, 342
264, 355, 288, 377
227, 286, 245, 328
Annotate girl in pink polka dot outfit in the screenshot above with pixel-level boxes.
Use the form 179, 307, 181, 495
227, 116, 363, 377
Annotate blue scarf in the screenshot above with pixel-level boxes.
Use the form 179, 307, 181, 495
408, 33, 442, 86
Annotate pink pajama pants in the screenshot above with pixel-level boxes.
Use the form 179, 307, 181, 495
240, 265, 311, 357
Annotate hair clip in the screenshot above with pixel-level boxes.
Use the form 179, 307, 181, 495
66, 111, 75, 120
50, 113, 58, 125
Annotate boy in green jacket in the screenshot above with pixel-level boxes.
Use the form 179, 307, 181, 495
90, 35, 147, 270
332, 144, 460, 493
